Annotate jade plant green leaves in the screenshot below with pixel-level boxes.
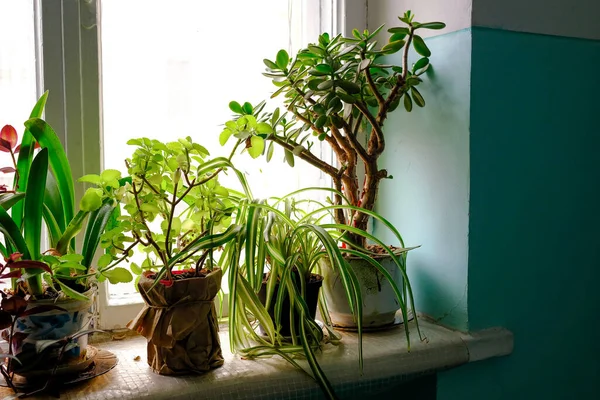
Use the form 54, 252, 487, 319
219, 10, 445, 248
102, 136, 249, 288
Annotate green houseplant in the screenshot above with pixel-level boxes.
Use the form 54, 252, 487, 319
102, 136, 249, 375
221, 11, 445, 328
224, 188, 419, 399
0, 93, 132, 384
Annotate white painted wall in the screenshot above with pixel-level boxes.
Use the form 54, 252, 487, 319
473, 0, 600, 40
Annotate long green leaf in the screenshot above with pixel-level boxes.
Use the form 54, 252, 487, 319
301, 204, 406, 247
55, 279, 89, 301
44, 169, 66, 236
239, 346, 304, 369
300, 223, 364, 371
82, 201, 116, 271
56, 210, 89, 255
24, 148, 48, 259
23, 149, 49, 295
272, 186, 352, 208
146, 225, 244, 293
24, 118, 75, 229
299, 309, 338, 400
341, 248, 412, 348
244, 201, 261, 289
168, 224, 243, 267
0, 207, 30, 259
12, 92, 48, 229
0, 193, 25, 211
227, 240, 241, 352
42, 204, 62, 247
237, 274, 276, 343
196, 157, 252, 199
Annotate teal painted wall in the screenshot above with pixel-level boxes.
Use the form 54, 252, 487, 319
374, 30, 471, 330
438, 27, 600, 399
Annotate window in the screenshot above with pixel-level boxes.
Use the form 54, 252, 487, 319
0, 0, 40, 291
0, 0, 39, 186
1, 0, 344, 329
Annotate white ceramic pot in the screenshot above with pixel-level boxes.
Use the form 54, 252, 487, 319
321, 253, 406, 329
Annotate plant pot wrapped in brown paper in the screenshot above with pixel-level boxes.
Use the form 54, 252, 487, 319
127, 268, 224, 375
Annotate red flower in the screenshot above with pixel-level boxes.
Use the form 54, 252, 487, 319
0, 125, 18, 152
5, 253, 23, 263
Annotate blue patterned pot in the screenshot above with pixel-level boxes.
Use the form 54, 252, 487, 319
12, 287, 96, 361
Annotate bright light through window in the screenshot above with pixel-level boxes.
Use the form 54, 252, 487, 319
0, 0, 37, 190
0, 0, 37, 293
100, 0, 328, 302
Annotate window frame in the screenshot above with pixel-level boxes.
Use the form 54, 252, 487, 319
36, 0, 362, 329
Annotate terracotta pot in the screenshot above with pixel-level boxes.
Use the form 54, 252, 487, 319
128, 268, 224, 375
321, 253, 407, 330
257, 273, 323, 337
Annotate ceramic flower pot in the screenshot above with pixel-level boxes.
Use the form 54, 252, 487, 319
257, 273, 323, 337
321, 253, 407, 330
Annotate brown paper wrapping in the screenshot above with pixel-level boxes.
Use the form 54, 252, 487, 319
127, 268, 224, 375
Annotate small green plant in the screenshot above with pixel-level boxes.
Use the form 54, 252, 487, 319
102, 136, 249, 288
0, 92, 131, 301
221, 11, 445, 248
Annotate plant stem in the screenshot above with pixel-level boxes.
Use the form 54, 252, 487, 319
131, 181, 170, 276
165, 178, 179, 258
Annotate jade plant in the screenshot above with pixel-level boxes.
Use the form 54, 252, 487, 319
220, 11, 445, 248
0, 92, 132, 301
101, 137, 249, 287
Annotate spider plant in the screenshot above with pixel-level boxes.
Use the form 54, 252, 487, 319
222, 187, 420, 399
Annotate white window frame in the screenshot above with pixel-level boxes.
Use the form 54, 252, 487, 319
34, 0, 364, 329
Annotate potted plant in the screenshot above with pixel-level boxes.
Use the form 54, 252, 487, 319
220, 11, 445, 329
223, 188, 419, 399
101, 136, 249, 375
0, 93, 132, 384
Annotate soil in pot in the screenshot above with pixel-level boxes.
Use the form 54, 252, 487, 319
257, 272, 323, 338
127, 268, 224, 376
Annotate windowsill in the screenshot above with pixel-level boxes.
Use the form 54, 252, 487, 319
0, 318, 513, 399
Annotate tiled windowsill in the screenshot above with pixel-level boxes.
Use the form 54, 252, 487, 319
1, 319, 513, 399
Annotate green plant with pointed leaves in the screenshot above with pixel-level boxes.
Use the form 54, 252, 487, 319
221, 10, 445, 248
223, 187, 422, 400
0, 92, 132, 301
101, 136, 250, 289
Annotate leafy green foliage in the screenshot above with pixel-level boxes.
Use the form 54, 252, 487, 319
0, 93, 127, 300
102, 136, 248, 285
218, 10, 445, 248
222, 188, 422, 400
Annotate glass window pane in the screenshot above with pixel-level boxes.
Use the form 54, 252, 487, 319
0, 0, 37, 290
100, 0, 325, 301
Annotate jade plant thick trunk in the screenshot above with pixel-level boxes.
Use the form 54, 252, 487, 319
220, 11, 446, 248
